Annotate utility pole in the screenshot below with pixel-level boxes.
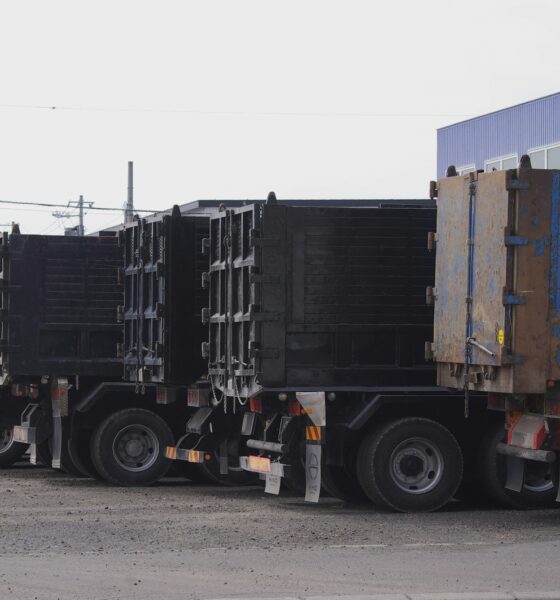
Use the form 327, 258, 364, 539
78, 194, 85, 236
124, 161, 134, 223
52, 195, 93, 236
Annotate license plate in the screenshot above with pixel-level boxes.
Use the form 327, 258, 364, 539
248, 455, 272, 473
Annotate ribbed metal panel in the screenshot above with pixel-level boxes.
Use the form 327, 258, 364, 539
0, 234, 122, 378
123, 212, 208, 385
208, 203, 436, 398
437, 93, 560, 177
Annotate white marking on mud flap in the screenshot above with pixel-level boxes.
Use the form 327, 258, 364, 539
265, 473, 282, 495
305, 444, 322, 503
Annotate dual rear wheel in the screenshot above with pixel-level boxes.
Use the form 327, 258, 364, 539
58, 408, 257, 487
89, 408, 173, 486
324, 418, 558, 512
478, 423, 557, 510
355, 417, 462, 512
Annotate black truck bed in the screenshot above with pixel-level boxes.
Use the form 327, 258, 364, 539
0, 233, 122, 379
207, 202, 436, 397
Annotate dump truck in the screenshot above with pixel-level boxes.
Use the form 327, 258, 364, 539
430, 162, 560, 509
1, 203, 242, 485
166, 199, 495, 512
0, 230, 124, 473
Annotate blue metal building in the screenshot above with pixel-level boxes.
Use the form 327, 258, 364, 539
437, 92, 560, 178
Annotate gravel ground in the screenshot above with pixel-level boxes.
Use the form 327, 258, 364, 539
0, 462, 559, 600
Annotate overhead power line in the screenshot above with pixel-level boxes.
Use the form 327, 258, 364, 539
0, 198, 159, 213
0, 103, 474, 119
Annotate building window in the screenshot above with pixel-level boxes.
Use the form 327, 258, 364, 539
457, 164, 476, 175
528, 142, 560, 169
484, 154, 518, 172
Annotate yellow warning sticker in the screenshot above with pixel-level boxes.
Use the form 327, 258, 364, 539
497, 329, 505, 345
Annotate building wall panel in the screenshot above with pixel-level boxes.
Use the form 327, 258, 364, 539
437, 93, 560, 177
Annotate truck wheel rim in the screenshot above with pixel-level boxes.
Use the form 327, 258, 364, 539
389, 437, 444, 495
523, 460, 554, 493
0, 428, 14, 454
112, 425, 159, 472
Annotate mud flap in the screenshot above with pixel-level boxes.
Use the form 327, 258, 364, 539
296, 391, 326, 427
305, 444, 322, 503
265, 473, 282, 495
51, 377, 69, 470
29, 443, 38, 466
504, 455, 524, 492
296, 391, 326, 503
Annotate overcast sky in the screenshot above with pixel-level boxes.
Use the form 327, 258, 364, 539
0, 0, 558, 234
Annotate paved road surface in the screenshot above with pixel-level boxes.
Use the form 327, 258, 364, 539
0, 463, 559, 600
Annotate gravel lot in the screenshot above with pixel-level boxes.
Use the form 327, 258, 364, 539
1, 462, 559, 600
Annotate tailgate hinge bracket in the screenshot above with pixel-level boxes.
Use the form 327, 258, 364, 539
503, 294, 526, 305
505, 173, 529, 191
504, 235, 529, 246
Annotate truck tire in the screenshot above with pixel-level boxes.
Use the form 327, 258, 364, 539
59, 445, 86, 477
282, 458, 306, 494
322, 462, 369, 504
36, 435, 84, 477
68, 430, 102, 479
357, 417, 463, 513
479, 423, 558, 510
0, 427, 28, 468
170, 460, 209, 483
197, 453, 258, 486
91, 408, 173, 486
35, 439, 52, 467
356, 424, 391, 510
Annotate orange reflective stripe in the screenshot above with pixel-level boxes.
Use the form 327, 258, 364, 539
306, 426, 321, 441
187, 450, 203, 463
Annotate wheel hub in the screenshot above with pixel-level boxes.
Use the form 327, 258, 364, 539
399, 454, 425, 477
125, 439, 144, 458
112, 425, 159, 472
389, 437, 444, 495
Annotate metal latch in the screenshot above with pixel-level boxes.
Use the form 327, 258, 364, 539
426, 286, 437, 305
424, 341, 435, 361
427, 232, 438, 251
429, 180, 438, 199
467, 337, 496, 358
